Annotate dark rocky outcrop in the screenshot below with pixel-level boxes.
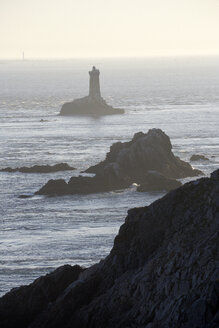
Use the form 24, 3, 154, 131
0, 163, 75, 174
18, 194, 33, 199
36, 174, 129, 196
0, 265, 83, 328
1, 169, 218, 328
60, 95, 124, 116
85, 129, 202, 180
37, 129, 202, 195
137, 171, 182, 192
190, 154, 209, 161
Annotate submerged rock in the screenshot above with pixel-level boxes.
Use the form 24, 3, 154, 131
18, 194, 33, 199
36, 129, 202, 196
1, 169, 218, 328
0, 163, 75, 174
60, 66, 124, 116
190, 154, 209, 161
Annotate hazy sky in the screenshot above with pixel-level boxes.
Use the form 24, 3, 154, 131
1, 0, 219, 59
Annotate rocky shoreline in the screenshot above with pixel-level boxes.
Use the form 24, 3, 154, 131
1, 169, 218, 328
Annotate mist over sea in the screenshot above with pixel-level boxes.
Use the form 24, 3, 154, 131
0, 57, 218, 296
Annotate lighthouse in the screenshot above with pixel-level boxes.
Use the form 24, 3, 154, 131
60, 66, 124, 116
89, 66, 101, 98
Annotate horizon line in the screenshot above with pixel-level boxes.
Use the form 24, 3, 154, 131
1, 53, 219, 61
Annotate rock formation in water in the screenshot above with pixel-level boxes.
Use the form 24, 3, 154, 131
136, 171, 182, 192
1, 169, 218, 328
85, 129, 202, 180
0, 163, 75, 174
60, 66, 124, 116
36, 129, 202, 195
190, 154, 209, 161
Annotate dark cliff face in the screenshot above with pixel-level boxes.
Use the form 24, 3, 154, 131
1, 170, 218, 328
0, 265, 84, 328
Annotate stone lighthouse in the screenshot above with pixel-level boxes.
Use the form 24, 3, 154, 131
89, 66, 101, 98
60, 66, 124, 116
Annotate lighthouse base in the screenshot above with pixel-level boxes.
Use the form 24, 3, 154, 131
60, 96, 124, 116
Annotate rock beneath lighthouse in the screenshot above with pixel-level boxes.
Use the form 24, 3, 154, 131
60, 95, 124, 116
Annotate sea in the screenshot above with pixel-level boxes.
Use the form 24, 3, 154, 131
0, 57, 218, 296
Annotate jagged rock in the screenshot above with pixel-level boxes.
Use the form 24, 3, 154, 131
36, 179, 70, 195
36, 174, 129, 195
0, 163, 75, 174
60, 66, 124, 116
37, 129, 202, 195
0, 265, 84, 328
137, 171, 182, 192
190, 154, 209, 161
1, 169, 218, 328
86, 129, 202, 180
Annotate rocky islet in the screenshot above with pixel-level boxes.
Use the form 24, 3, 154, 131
36, 129, 202, 196
0, 163, 75, 174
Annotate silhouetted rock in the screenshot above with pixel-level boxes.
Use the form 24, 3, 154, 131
0, 163, 75, 174
86, 129, 202, 181
0, 265, 83, 328
36, 175, 129, 195
137, 171, 182, 192
60, 66, 124, 116
60, 95, 124, 116
18, 194, 33, 199
36, 179, 70, 195
36, 129, 203, 195
1, 170, 218, 328
190, 154, 209, 161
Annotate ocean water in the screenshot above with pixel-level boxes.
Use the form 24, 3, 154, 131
0, 57, 218, 296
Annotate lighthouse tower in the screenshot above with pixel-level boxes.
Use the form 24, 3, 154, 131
89, 66, 101, 98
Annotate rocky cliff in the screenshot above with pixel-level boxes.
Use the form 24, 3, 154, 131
1, 169, 218, 328
36, 129, 202, 195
